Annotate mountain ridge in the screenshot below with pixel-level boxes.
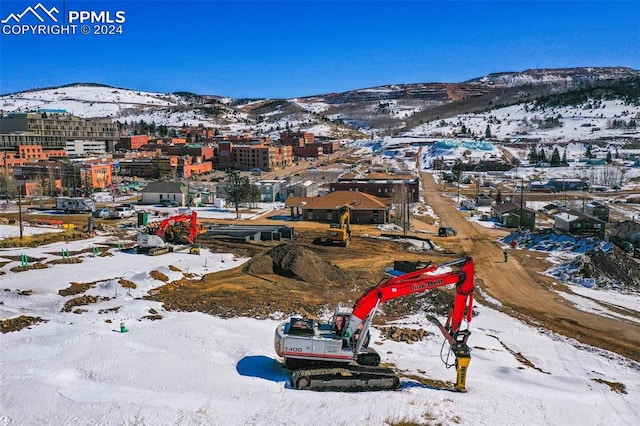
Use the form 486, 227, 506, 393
2, 67, 639, 142
3, 66, 638, 100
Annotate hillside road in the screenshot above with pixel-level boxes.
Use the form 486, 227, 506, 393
420, 172, 640, 362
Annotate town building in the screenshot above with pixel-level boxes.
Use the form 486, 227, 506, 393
280, 131, 315, 146
492, 201, 537, 230
214, 141, 293, 171
286, 190, 389, 224
140, 181, 187, 206
329, 174, 420, 202
553, 210, 606, 239
584, 201, 610, 223
0, 111, 119, 155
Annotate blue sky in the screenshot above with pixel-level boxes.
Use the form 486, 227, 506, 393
1, 1, 639, 98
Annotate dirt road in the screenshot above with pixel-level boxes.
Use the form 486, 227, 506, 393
420, 172, 640, 361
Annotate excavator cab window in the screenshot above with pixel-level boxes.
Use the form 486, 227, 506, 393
287, 318, 315, 336
333, 315, 347, 336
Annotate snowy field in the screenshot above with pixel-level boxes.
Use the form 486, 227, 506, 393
1, 225, 639, 425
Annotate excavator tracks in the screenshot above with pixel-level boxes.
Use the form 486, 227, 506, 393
291, 365, 400, 392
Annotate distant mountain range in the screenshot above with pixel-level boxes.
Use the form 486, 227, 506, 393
2, 67, 639, 142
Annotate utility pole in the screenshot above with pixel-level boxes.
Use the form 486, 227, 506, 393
18, 185, 23, 239
519, 177, 524, 228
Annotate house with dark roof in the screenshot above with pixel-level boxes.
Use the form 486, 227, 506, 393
553, 210, 606, 239
491, 201, 536, 229
140, 181, 187, 206
285, 191, 389, 224
609, 220, 640, 245
475, 194, 493, 207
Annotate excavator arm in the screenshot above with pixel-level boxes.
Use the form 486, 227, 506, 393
343, 256, 475, 391
344, 256, 474, 338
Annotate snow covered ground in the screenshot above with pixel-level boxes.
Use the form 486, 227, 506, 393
1, 224, 639, 425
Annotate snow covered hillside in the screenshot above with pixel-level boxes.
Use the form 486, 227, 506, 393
1, 225, 639, 425
405, 100, 640, 143
2, 68, 638, 142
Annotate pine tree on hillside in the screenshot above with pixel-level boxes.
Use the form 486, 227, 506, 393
485, 125, 492, 139
562, 149, 567, 164
551, 147, 561, 166
586, 144, 594, 159
538, 148, 547, 163
606, 151, 612, 163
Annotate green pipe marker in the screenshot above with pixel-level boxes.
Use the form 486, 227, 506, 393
119, 322, 128, 333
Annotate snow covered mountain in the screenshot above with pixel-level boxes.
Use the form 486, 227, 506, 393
1, 67, 639, 142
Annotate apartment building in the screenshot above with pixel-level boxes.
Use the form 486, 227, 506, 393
214, 141, 293, 171
0, 111, 119, 155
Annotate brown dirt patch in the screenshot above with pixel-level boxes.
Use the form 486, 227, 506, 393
119, 279, 137, 289
142, 308, 163, 321
1, 315, 47, 333
62, 295, 110, 312
376, 326, 430, 343
149, 270, 169, 282
58, 282, 94, 296
10, 262, 48, 272
48, 257, 84, 265
591, 378, 627, 394
488, 334, 550, 374
0, 230, 88, 248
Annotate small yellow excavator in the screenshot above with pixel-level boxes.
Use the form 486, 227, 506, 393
315, 206, 352, 247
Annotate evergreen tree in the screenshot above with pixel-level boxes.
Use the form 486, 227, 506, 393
528, 146, 538, 164
606, 151, 612, 163
451, 159, 463, 183
562, 149, 567, 164
550, 147, 561, 166
586, 144, 594, 158
495, 188, 502, 204
538, 148, 547, 162
485, 125, 492, 139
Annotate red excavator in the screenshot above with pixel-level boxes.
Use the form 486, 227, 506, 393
274, 256, 475, 392
137, 211, 206, 255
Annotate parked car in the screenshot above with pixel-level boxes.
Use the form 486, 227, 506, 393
109, 206, 135, 219
92, 208, 111, 218
438, 227, 457, 237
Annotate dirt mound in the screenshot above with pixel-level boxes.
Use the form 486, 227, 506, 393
244, 243, 351, 284
579, 247, 640, 290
